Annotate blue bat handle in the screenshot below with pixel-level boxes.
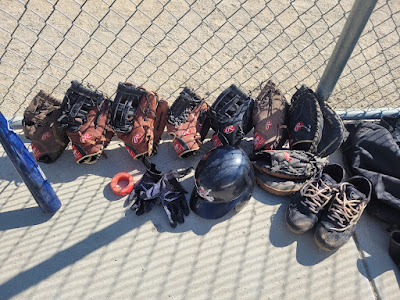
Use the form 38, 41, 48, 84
0, 112, 61, 214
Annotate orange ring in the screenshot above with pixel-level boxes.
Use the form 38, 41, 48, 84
111, 172, 135, 196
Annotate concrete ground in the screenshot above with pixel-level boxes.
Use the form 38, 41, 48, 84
0, 130, 399, 300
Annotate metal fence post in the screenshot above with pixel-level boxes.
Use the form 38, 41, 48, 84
316, 0, 378, 104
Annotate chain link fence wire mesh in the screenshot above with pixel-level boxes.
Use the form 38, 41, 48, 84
0, 0, 398, 121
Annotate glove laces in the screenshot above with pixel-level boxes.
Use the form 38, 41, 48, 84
140, 92, 157, 121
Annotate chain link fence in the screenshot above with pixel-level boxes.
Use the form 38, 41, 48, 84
0, 0, 398, 121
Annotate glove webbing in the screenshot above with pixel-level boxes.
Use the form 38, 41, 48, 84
216, 97, 243, 120
141, 92, 157, 122
256, 82, 277, 112
212, 90, 247, 123
167, 87, 202, 126
111, 84, 143, 133
59, 85, 104, 132
93, 99, 109, 129
59, 96, 91, 131
292, 85, 315, 102
25, 92, 61, 125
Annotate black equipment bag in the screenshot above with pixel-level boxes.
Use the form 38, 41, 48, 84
342, 120, 400, 226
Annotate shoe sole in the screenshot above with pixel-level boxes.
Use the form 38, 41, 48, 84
314, 233, 337, 251
285, 207, 308, 234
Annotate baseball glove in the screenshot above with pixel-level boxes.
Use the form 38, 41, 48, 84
110, 82, 168, 159
253, 80, 289, 151
254, 169, 307, 196
287, 85, 323, 154
250, 150, 327, 180
209, 84, 254, 147
166, 87, 211, 157
22, 91, 69, 163
58, 81, 114, 164
251, 149, 328, 196
316, 102, 344, 157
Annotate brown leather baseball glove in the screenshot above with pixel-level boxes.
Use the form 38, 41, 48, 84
166, 87, 210, 157
253, 80, 289, 151
23, 91, 69, 163
58, 81, 114, 164
250, 149, 327, 195
109, 82, 168, 159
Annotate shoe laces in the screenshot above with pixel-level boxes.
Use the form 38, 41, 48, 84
300, 177, 335, 214
327, 182, 367, 232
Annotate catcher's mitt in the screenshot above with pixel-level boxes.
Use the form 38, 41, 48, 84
209, 84, 254, 147
110, 82, 168, 159
23, 91, 69, 163
58, 81, 114, 164
167, 87, 211, 157
316, 102, 344, 157
253, 80, 288, 150
287, 85, 323, 154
